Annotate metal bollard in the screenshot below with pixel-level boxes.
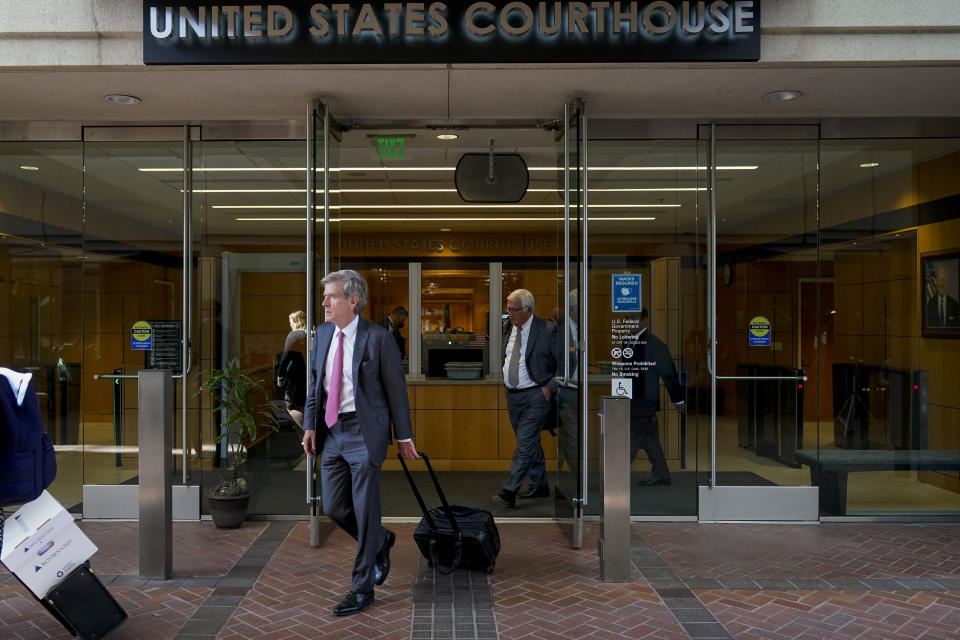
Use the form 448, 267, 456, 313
598, 395, 631, 582
138, 370, 172, 579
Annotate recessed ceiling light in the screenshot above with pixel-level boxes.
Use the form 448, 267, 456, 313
859, 162, 880, 168
436, 134, 459, 141
104, 94, 141, 105
19, 165, 39, 171
763, 90, 802, 102
440, 227, 452, 232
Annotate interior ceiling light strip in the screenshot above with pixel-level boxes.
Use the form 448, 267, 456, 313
236, 216, 656, 222
189, 187, 705, 194
143, 165, 756, 173
214, 203, 679, 210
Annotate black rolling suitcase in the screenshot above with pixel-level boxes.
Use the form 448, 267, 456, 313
9, 560, 128, 640
39, 562, 127, 639
398, 452, 500, 574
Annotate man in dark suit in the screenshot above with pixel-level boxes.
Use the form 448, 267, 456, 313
302, 270, 419, 617
624, 309, 685, 486
379, 306, 408, 358
926, 265, 960, 328
493, 288, 558, 509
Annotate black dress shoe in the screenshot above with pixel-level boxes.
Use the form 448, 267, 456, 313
637, 477, 671, 486
374, 529, 396, 586
493, 488, 517, 509
333, 591, 374, 616
518, 484, 550, 499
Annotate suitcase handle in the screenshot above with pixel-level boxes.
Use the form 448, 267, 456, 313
397, 452, 462, 536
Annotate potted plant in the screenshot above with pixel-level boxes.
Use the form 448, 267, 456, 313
200, 357, 279, 528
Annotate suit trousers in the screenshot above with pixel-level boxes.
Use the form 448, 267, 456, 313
504, 387, 550, 491
556, 386, 579, 474
320, 416, 387, 594
630, 414, 670, 481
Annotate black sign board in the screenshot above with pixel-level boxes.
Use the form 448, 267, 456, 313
144, 1, 760, 65
144, 320, 183, 374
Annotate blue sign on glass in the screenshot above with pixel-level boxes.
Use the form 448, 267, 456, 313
131, 320, 153, 350
748, 316, 771, 346
612, 274, 642, 312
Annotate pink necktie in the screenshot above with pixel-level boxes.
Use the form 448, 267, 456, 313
324, 331, 344, 428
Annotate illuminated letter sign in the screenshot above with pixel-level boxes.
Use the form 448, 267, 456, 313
144, 1, 760, 64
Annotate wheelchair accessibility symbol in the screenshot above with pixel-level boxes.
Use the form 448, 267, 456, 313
611, 378, 632, 399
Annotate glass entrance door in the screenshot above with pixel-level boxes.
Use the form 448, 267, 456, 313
699, 124, 820, 521
81, 126, 202, 518
583, 130, 701, 521
310, 112, 583, 532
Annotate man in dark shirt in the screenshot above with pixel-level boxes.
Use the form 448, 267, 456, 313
380, 306, 409, 358
623, 309, 685, 486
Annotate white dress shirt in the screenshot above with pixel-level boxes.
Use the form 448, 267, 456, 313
323, 314, 358, 414
502, 315, 535, 389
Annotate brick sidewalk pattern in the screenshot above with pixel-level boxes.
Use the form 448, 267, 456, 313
1, 520, 959, 639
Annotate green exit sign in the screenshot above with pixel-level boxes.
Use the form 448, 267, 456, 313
377, 137, 404, 159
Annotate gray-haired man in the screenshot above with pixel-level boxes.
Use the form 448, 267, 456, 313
302, 269, 419, 616
493, 288, 558, 509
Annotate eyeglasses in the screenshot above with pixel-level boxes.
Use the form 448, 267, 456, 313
506, 306, 528, 313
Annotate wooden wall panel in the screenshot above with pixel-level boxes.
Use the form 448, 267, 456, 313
415, 409, 499, 459
415, 384, 498, 410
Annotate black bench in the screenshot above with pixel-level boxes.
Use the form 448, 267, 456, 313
795, 449, 960, 516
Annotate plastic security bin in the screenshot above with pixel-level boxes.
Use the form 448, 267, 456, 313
444, 362, 483, 380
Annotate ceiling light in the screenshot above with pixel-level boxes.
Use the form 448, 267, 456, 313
440, 228, 452, 232
19, 165, 39, 171
236, 216, 657, 222
214, 203, 681, 210
437, 134, 459, 141
763, 90, 802, 102
104, 94, 142, 105
188, 187, 705, 194
859, 162, 880, 168
141, 165, 756, 173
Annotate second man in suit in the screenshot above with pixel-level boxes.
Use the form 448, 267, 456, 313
625, 308, 685, 486
493, 288, 558, 509
302, 269, 419, 617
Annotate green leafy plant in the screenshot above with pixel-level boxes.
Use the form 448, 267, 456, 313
200, 358, 279, 497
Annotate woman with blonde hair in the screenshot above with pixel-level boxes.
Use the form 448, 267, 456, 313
277, 310, 307, 427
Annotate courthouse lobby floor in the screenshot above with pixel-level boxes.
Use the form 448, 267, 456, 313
3, 520, 960, 639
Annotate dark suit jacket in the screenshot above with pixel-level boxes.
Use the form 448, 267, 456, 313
925, 294, 960, 328
502, 314, 558, 388
623, 330, 684, 419
302, 317, 414, 466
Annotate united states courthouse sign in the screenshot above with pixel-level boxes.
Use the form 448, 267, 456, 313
143, 1, 760, 64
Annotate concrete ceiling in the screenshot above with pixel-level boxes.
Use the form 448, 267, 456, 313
0, 64, 959, 124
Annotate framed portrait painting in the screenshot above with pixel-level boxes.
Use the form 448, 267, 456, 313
921, 250, 960, 338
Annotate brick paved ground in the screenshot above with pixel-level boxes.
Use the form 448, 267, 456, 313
2, 520, 959, 639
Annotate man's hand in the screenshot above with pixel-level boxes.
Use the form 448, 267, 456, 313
541, 386, 553, 401
397, 440, 420, 460
675, 402, 687, 418
302, 429, 317, 457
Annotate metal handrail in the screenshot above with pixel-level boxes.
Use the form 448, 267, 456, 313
716, 374, 807, 381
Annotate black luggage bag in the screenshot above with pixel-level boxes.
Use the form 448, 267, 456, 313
15, 561, 127, 640
398, 452, 500, 574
